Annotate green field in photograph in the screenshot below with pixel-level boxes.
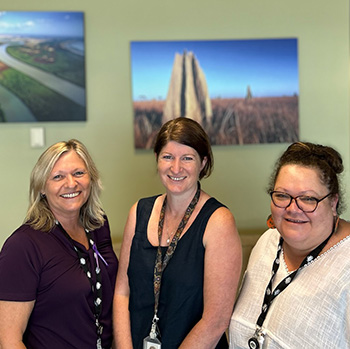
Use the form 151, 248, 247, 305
7, 41, 85, 87
0, 68, 85, 121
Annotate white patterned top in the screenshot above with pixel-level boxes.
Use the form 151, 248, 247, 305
229, 228, 350, 349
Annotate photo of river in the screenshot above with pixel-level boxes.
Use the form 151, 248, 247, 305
0, 11, 86, 122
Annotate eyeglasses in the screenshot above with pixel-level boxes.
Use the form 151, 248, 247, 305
270, 191, 332, 213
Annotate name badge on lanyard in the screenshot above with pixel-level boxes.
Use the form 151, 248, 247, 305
143, 183, 201, 348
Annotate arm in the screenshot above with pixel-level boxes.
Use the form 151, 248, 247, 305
179, 207, 242, 348
113, 203, 138, 349
0, 300, 35, 348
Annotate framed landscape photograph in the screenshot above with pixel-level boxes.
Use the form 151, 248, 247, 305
131, 38, 299, 148
0, 11, 86, 122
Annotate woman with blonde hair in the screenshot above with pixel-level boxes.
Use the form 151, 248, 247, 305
0, 139, 118, 349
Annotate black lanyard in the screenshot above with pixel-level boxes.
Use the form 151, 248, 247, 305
150, 182, 201, 338
57, 222, 106, 349
248, 220, 337, 349
256, 232, 333, 328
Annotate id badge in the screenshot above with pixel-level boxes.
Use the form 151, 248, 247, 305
143, 335, 161, 349
248, 336, 261, 349
248, 327, 265, 349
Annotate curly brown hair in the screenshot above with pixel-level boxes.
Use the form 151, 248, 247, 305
268, 141, 344, 214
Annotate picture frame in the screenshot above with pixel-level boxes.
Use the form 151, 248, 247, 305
0, 11, 86, 122
131, 38, 299, 148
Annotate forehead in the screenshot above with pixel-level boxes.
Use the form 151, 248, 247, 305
276, 164, 326, 191
52, 150, 86, 170
161, 141, 198, 155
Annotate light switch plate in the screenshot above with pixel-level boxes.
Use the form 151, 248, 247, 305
30, 127, 45, 148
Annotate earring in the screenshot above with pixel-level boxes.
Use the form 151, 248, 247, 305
40, 193, 46, 199
267, 214, 276, 229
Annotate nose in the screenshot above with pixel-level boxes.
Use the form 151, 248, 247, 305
286, 197, 302, 211
65, 174, 77, 187
171, 158, 182, 173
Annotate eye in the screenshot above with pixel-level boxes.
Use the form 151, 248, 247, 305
299, 196, 317, 204
74, 171, 86, 177
52, 174, 63, 180
182, 156, 194, 161
161, 155, 173, 160
274, 192, 290, 200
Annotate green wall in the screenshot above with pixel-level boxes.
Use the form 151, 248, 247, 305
0, 0, 349, 246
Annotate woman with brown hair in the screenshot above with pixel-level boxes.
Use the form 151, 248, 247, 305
230, 141, 350, 348
114, 117, 242, 348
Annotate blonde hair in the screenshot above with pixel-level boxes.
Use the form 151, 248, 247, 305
25, 139, 105, 231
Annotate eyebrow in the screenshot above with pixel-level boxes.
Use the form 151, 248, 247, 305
273, 188, 320, 196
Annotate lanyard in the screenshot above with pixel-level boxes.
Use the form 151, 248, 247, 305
256, 233, 333, 327
248, 216, 339, 349
248, 229, 334, 349
57, 222, 108, 349
150, 182, 201, 336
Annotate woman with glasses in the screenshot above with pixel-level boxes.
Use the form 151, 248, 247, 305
229, 141, 350, 348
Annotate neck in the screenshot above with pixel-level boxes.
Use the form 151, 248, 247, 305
54, 210, 80, 228
282, 243, 310, 271
282, 227, 335, 272
58, 218, 88, 250
165, 185, 199, 214
160, 184, 200, 246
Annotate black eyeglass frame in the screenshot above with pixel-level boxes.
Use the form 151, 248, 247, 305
270, 191, 332, 213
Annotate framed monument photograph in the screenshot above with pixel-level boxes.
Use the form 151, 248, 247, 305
131, 38, 299, 148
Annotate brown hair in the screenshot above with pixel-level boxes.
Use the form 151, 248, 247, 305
268, 141, 344, 214
25, 139, 105, 232
153, 117, 213, 180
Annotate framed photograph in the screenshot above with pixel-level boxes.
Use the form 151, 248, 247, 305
131, 38, 299, 148
0, 11, 86, 122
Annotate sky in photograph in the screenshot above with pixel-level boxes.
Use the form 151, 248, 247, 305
0, 11, 84, 38
131, 38, 299, 100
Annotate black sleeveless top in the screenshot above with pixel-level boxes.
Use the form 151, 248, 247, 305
128, 195, 228, 348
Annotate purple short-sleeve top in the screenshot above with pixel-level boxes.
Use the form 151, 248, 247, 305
0, 216, 118, 349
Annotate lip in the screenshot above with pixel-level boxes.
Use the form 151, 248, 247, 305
60, 191, 81, 199
284, 217, 308, 224
168, 175, 186, 181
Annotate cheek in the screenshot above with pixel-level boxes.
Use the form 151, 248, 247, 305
44, 183, 56, 196
156, 161, 164, 172
270, 202, 278, 217
270, 204, 283, 225
85, 180, 92, 193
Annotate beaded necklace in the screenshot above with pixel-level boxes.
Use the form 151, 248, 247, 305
57, 222, 108, 349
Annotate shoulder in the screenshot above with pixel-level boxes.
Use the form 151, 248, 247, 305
203, 197, 232, 223
136, 195, 162, 212
195, 195, 227, 220
248, 228, 280, 263
202, 198, 239, 246
1, 224, 45, 251
122, 195, 162, 237
92, 215, 113, 242
253, 228, 279, 248
0, 224, 46, 270
134, 194, 163, 221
